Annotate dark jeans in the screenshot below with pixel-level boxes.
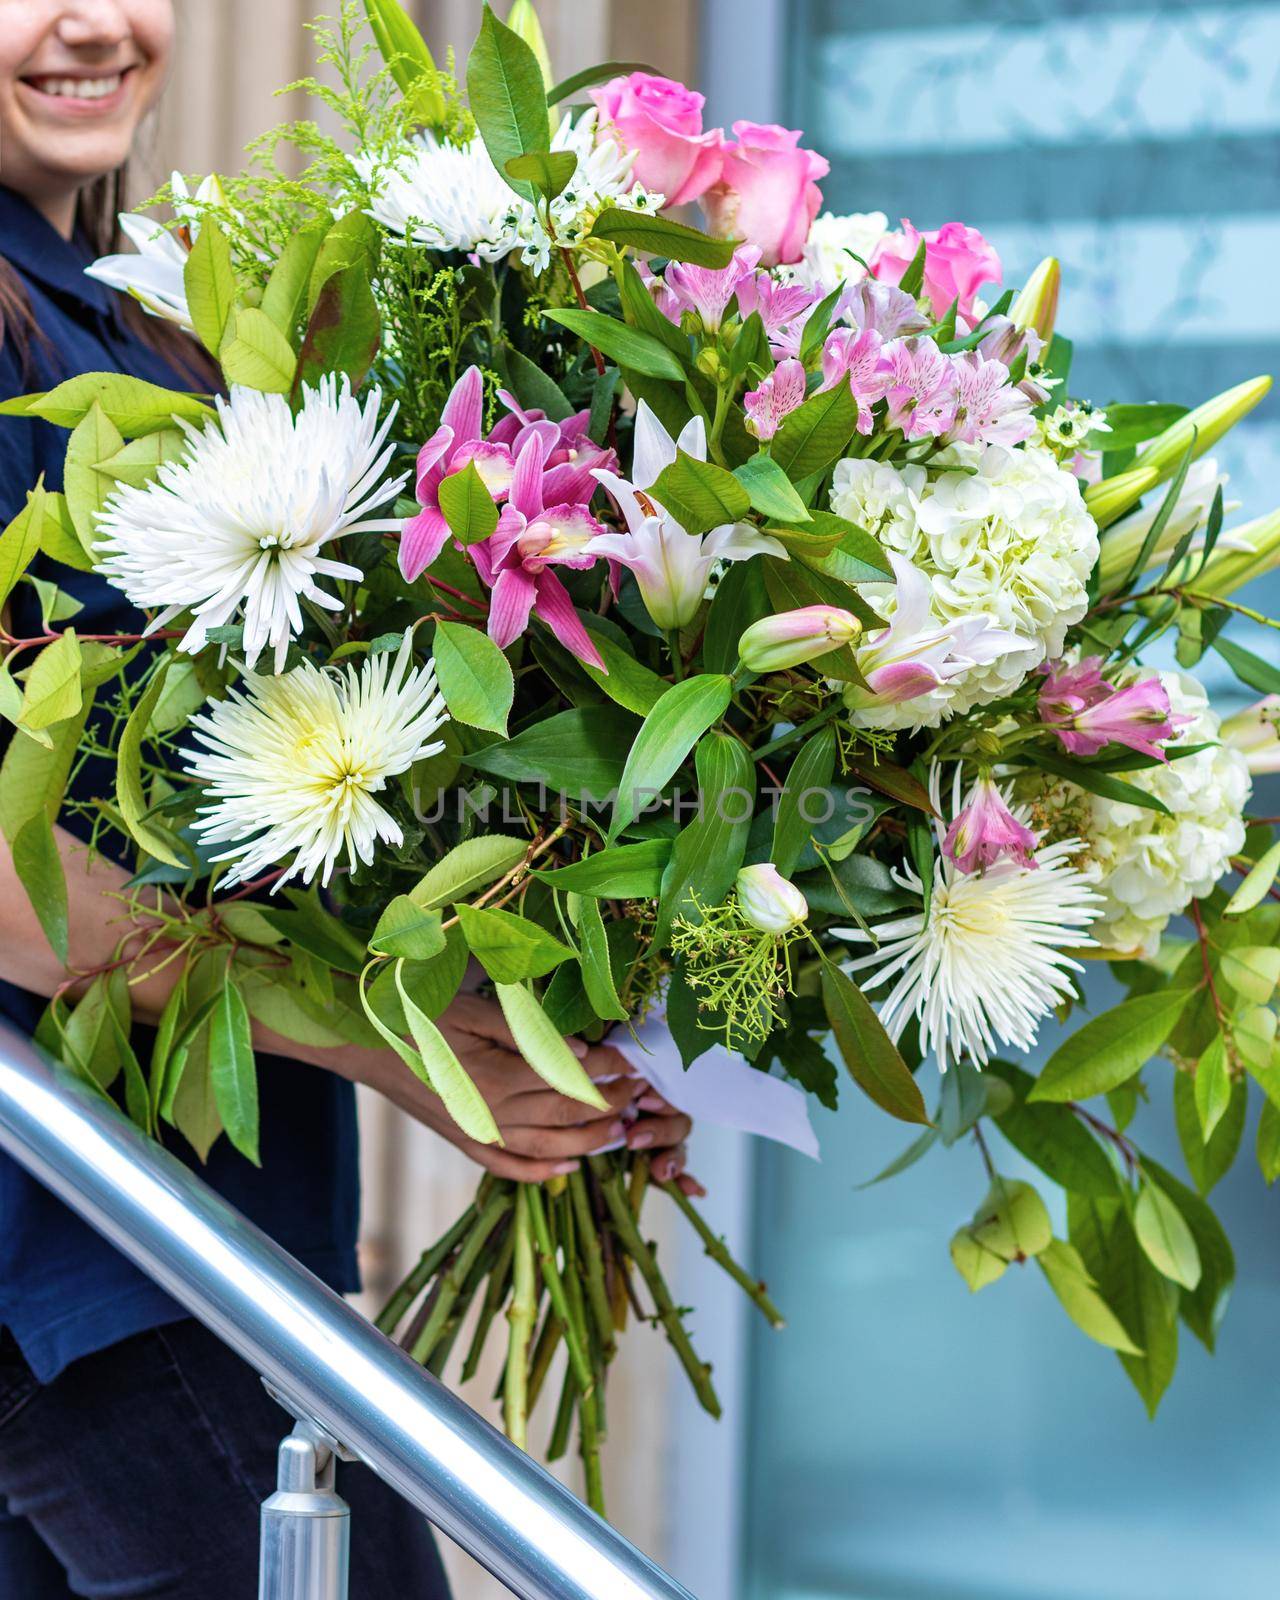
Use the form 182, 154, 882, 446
0, 1320, 451, 1598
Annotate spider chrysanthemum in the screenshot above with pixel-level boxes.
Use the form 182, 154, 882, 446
95, 377, 405, 672
185, 633, 448, 887
835, 769, 1102, 1070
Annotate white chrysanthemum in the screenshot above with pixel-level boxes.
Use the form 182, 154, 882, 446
832, 444, 1098, 715
95, 378, 405, 672
359, 110, 661, 275
1030, 672, 1252, 957
835, 772, 1101, 1070
782, 209, 888, 298
186, 633, 448, 887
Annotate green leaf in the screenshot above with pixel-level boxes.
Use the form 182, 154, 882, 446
209, 981, 259, 1165
38, 489, 91, 572
949, 1226, 1007, 1291
543, 308, 686, 380
499, 344, 576, 422
183, 217, 236, 356
578, 619, 667, 715
1142, 1156, 1234, 1351
258, 901, 367, 975
467, 3, 552, 202
455, 903, 573, 983
16, 372, 214, 436
62, 971, 130, 1089
432, 619, 513, 735
394, 961, 502, 1143
1087, 403, 1187, 453
770, 382, 860, 483
532, 837, 671, 898
0, 687, 92, 845
844, 755, 937, 814
363, 0, 443, 111
1259, 1098, 1280, 1183
1134, 1178, 1201, 1289
650, 449, 751, 535
589, 207, 738, 268
0, 484, 47, 608
1212, 635, 1280, 696
545, 60, 653, 104
859, 1127, 939, 1187
1011, 747, 1172, 816
219, 307, 296, 394
466, 705, 638, 800
494, 981, 607, 1108
610, 674, 733, 841
1173, 1069, 1244, 1196
1226, 837, 1280, 914
968, 1175, 1053, 1261
369, 897, 446, 961
897, 237, 928, 297
1192, 1032, 1231, 1138
437, 461, 501, 547
1028, 989, 1190, 1102
260, 225, 327, 337
17, 629, 81, 732
821, 961, 930, 1125
771, 727, 837, 877
106, 1004, 151, 1133
616, 256, 689, 359
983, 1060, 1118, 1197
116, 659, 187, 868
12, 809, 68, 961
655, 731, 754, 945
733, 453, 812, 525
1038, 1238, 1142, 1353
408, 835, 529, 909
504, 148, 577, 199
761, 560, 868, 681
575, 894, 627, 1021
64, 402, 123, 559
93, 429, 186, 490
1219, 944, 1280, 1004
292, 262, 381, 394
306, 210, 379, 313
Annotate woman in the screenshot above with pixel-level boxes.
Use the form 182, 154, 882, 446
0, 5, 694, 1595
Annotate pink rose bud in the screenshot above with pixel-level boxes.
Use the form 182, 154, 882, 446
736, 863, 809, 933
738, 605, 862, 672
871, 219, 1002, 329
1220, 695, 1280, 775
590, 71, 724, 206
744, 358, 808, 440
942, 776, 1039, 874
701, 121, 830, 268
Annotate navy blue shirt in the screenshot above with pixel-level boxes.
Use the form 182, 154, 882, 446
0, 186, 361, 1380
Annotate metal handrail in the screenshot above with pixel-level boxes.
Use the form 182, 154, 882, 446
0, 1020, 696, 1600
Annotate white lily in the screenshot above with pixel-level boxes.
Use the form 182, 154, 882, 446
84, 172, 225, 330
586, 403, 785, 630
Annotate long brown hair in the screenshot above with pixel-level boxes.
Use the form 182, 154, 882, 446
0, 166, 215, 388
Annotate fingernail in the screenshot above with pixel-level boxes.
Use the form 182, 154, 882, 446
608, 1121, 626, 1139
569, 1039, 588, 1058
688, 1180, 707, 1197
553, 1160, 580, 1174
637, 1093, 668, 1112
629, 1129, 655, 1149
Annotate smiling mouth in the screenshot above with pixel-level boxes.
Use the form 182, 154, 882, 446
20, 67, 136, 104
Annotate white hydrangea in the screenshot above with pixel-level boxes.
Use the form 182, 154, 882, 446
1031, 672, 1251, 956
831, 444, 1099, 718
783, 210, 888, 299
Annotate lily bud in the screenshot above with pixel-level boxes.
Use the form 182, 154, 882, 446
1084, 464, 1162, 530
1008, 256, 1060, 344
1220, 696, 1280, 775
1139, 375, 1272, 482
1192, 508, 1280, 598
1096, 458, 1235, 590
736, 863, 809, 933
738, 605, 862, 672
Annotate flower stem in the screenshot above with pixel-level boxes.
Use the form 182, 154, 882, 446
524, 1182, 596, 1399
751, 700, 843, 763
409, 1190, 513, 1364
568, 1168, 617, 1361
460, 1212, 516, 1382
504, 1186, 538, 1450
660, 1180, 786, 1328
667, 629, 685, 682
375, 1194, 485, 1334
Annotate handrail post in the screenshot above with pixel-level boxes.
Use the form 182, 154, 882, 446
259, 1420, 350, 1600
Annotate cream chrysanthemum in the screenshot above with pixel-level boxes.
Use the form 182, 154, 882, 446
95, 378, 404, 672
360, 110, 661, 274
832, 444, 1098, 715
1028, 671, 1251, 957
835, 770, 1101, 1070
186, 633, 448, 887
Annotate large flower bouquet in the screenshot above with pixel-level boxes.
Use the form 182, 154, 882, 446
5, 1, 1280, 1512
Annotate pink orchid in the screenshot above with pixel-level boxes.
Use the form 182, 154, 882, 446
818, 327, 892, 433
943, 775, 1039, 873
872, 219, 1002, 329
1039, 660, 1178, 759
662, 245, 762, 333
945, 352, 1036, 447
470, 432, 606, 669
744, 358, 808, 440
702, 121, 829, 268
881, 337, 959, 440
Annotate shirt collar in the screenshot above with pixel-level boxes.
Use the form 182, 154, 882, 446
0, 184, 114, 315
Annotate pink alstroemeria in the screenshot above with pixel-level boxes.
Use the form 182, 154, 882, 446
470, 432, 606, 668
849, 553, 1028, 709
818, 327, 892, 433
734, 272, 817, 354
663, 245, 762, 333
881, 337, 959, 440
943, 774, 1039, 873
744, 358, 808, 440
1039, 659, 1177, 759
946, 351, 1036, 447
840, 278, 930, 340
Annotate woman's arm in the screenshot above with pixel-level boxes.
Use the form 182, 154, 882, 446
0, 827, 694, 1185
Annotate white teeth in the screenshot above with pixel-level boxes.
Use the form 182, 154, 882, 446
31, 74, 123, 101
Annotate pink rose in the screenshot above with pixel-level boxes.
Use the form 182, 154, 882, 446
700, 121, 829, 268
589, 72, 723, 207
871, 220, 1002, 329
